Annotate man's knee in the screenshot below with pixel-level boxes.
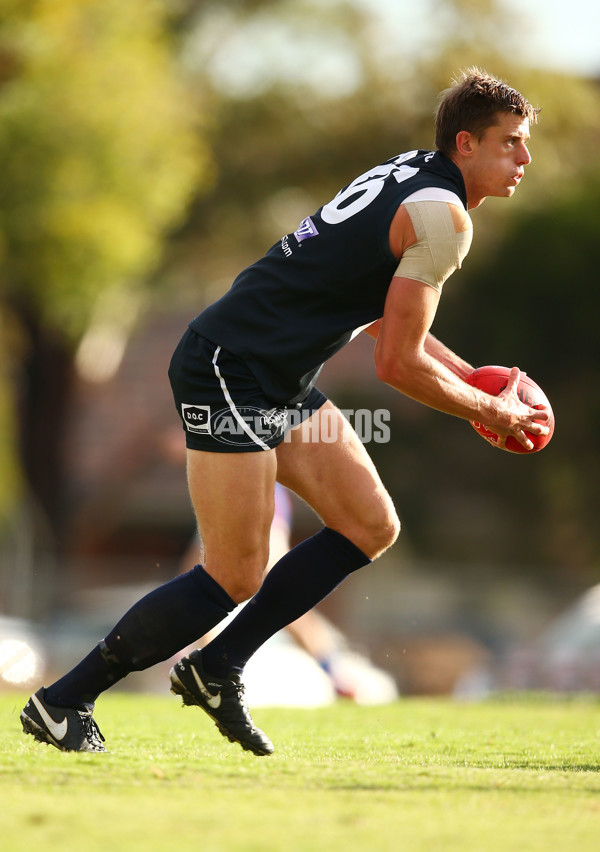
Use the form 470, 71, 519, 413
369, 508, 401, 558
346, 501, 400, 560
226, 577, 262, 605
206, 553, 267, 605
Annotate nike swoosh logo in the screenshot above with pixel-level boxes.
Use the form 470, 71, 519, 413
31, 694, 68, 741
190, 666, 222, 709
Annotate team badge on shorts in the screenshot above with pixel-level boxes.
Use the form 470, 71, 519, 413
211, 406, 288, 447
181, 404, 211, 434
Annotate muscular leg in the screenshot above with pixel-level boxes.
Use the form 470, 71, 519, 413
186, 447, 278, 602
276, 402, 400, 557
200, 402, 400, 678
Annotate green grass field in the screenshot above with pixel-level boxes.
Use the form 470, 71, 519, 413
1, 691, 599, 851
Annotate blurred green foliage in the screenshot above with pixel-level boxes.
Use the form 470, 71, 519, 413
0, 0, 206, 336
0, 0, 209, 524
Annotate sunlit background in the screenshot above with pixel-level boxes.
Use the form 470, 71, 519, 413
1, 0, 599, 698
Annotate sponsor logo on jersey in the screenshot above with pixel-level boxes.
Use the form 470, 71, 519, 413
294, 216, 319, 242
280, 234, 293, 257
181, 404, 211, 434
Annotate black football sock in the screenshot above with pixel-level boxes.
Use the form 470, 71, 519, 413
44, 565, 235, 708
201, 527, 371, 679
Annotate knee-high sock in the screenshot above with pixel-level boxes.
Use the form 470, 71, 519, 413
44, 565, 235, 708
201, 527, 371, 679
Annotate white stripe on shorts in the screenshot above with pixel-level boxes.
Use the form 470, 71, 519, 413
212, 345, 271, 451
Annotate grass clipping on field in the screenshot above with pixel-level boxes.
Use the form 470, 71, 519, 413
2, 693, 600, 852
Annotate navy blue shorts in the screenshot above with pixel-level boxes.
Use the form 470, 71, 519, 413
168, 328, 328, 452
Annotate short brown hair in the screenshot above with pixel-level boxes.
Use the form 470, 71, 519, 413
435, 68, 539, 156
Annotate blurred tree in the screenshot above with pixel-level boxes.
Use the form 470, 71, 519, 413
0, 0, 207, 536
0, 307, 21, 523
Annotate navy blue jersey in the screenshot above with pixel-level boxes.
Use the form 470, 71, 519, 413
191, 150, 467, 403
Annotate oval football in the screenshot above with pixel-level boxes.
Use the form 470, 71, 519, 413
467, 365, 555, 454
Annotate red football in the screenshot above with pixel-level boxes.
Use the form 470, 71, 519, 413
466, 365, 555, 454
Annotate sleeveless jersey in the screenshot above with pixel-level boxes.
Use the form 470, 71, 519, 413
191, 150, 468, 403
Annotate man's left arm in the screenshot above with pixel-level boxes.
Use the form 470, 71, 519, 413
364, 197, 474, 378
423, 332, 473, 380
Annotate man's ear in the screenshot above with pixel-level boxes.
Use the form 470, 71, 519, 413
455, 130, 475, 157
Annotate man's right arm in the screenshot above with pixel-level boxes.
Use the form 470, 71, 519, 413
365, 321, 472, 381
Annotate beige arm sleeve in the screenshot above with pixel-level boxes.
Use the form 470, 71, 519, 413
394, 201, 473, 291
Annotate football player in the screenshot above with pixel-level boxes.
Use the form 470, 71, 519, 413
22, 68, 548, 754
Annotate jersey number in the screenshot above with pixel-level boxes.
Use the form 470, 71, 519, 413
321, 151, 420, 224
